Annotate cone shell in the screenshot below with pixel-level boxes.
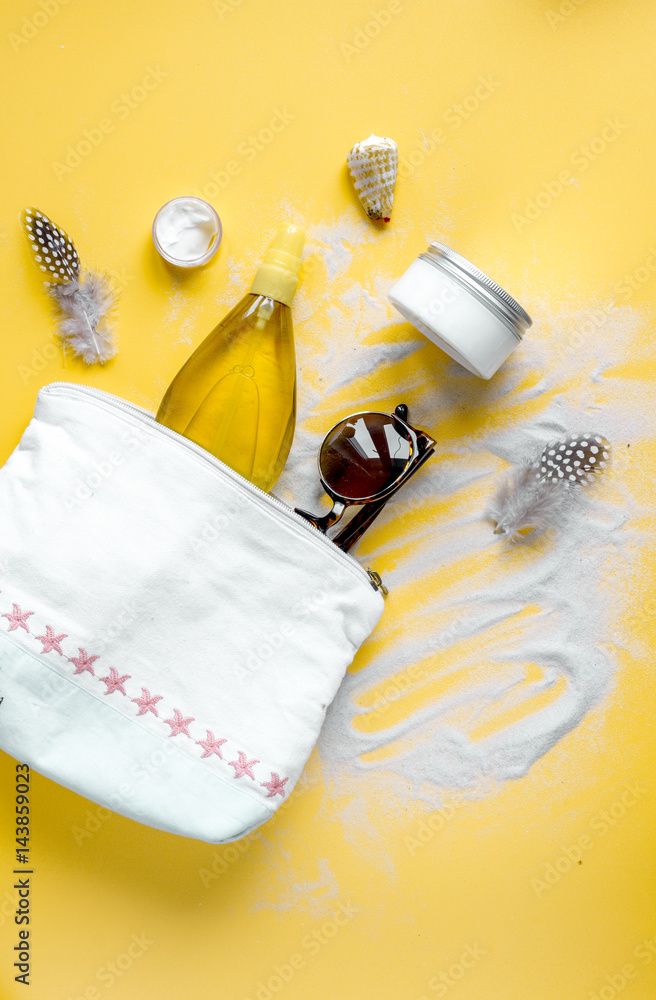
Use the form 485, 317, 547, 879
347, 133, 398, 222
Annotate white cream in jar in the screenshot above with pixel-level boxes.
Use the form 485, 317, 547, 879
388, 242, 532, 379
152, 197, 222, 267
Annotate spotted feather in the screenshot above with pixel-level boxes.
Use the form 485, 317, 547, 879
22, 207, 80, 283
21, 206, 116, 364
489, 433, 611, 543
531, 434, 611, 486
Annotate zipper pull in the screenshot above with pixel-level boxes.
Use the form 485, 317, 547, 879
367, 569, 388, 596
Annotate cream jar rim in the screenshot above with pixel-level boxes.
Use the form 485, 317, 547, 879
152, 196, 222, 268
420, 242, 532, 341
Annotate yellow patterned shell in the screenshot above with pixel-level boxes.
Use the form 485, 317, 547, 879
346, 133, 398, 222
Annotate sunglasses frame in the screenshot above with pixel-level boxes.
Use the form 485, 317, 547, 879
294, 404, 436, 552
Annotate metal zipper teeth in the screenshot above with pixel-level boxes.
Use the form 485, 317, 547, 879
41, 382, 375, 587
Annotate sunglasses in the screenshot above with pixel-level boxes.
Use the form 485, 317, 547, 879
294, 404, 436, 553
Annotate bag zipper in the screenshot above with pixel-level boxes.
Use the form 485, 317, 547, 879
40, 382, 387, 593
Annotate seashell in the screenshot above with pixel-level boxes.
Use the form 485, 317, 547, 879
347, 133, 398, 222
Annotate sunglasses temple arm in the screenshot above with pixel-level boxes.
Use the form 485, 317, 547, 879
293, 500, 347, 533
330, 496, 389, 553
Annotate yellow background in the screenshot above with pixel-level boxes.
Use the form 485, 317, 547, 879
1, 1, 655, 998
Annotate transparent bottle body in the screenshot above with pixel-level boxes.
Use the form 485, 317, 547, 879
156, 293, 296, 491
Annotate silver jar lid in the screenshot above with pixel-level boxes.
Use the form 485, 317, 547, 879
419, 242, 532, 340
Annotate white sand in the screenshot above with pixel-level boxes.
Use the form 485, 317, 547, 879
273, 218, 648, 809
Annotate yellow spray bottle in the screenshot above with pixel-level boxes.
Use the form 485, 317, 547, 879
156, 224, 305, 491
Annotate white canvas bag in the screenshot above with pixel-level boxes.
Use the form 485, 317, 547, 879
0, 383, 384, 842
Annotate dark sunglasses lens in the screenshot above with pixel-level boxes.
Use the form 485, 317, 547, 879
320, 412, 412, 500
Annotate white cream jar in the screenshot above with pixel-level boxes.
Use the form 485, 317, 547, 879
152, 196, 222, 267
388, 242, 532, 378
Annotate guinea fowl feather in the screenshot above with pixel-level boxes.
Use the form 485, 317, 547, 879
489, 433, 611, 543
22, 207, 117, 365
45, 273, 117, 364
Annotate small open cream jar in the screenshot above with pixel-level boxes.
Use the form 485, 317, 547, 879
388, 242, 532, 379
152, 196, 222, 268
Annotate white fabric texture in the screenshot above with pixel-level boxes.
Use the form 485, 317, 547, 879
0, 383, 384, 842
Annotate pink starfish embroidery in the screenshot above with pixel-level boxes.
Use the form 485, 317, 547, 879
99, 667, 131, 695
68, 647, 99, 676
229, 752, 259, 780
260, 772, 289, 799
35, 625, 67, 655
132, 688, 162, 717
195, 730, 227, 759
2, 604, 34, 633
164, 709, 194, 737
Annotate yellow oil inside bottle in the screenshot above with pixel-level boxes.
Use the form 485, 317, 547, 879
156, 224, 304, 492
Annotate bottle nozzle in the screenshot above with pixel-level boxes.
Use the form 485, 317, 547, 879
250, 223, 306, 306
267, 223, 304, 268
